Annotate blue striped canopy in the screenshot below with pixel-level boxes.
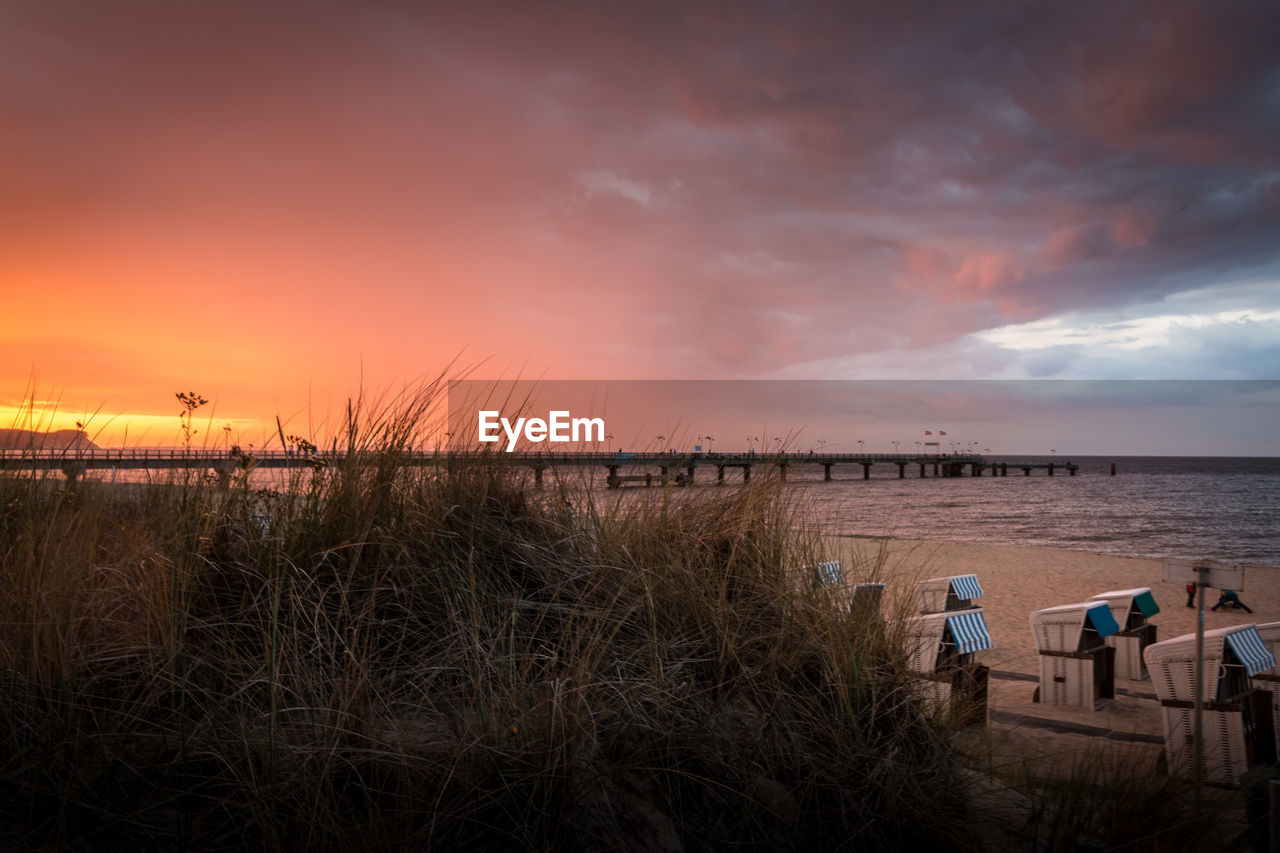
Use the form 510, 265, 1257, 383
1225, 628, 1277, 676
950, 574, 983, 600
1084, 602, 1120, 638
816, 561, 845, 586
945, 610, 992, 654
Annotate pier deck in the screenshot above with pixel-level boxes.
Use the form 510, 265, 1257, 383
1, 448, 1079, 486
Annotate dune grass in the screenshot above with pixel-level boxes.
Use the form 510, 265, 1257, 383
0, 388, 981, 851
3, 384, 1247, 850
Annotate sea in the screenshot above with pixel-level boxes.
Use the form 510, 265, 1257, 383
771, 456, 1280, 566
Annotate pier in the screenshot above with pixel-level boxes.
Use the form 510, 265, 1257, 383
0, 448, 1079, 487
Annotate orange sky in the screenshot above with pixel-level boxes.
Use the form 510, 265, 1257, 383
3, 2, 1278, 448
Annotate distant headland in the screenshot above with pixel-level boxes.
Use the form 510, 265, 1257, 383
0, 429, 100, 452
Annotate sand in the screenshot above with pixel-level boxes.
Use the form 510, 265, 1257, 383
827, 536, 1280, 780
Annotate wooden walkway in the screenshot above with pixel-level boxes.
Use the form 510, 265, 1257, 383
1, 448, 1079, 487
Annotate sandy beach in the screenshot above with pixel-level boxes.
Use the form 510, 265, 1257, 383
829, 536, 1280, 779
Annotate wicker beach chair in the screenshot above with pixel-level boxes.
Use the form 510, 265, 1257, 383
1089, 588, 1160, 680
1029, 601, 1120, 710
914, 574, 983, 614
1143, 624, 1277, 787
904, 608, 992, 724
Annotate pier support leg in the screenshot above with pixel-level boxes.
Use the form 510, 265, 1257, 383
823, 463, 832, 481
742, 465, 751, 483
607, 465, 619, 488
1023, 468, 1030, 476
919, 463, 926, 477
933, 462, 939, 476
779, 463, 787, 481
534, 467, 544, 487
861, 463, 871, 480
972, 463, 981, 477
687, 465, 696, 483
717, 465, 725, 484
1048, 463, 1054, 476
897, 463, 905, 479
1002, 463, 1007, 476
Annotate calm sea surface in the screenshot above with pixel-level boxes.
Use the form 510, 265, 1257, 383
773, 456, 1280, 566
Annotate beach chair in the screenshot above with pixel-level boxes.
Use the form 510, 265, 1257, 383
1249, 621, 1280, 760
1089, 588, 1160, 680
904, 608, 992, 725
815, 560, 845, 587
1029, 601, 1120, 710
1144, 624, 1277, 787
914, 574, 982, 614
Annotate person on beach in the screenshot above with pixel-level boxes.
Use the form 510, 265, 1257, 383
1211, 589, 1253, 613
1185, 583, 1196, 608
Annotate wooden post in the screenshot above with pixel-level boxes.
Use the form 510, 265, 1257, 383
1048, 463, 1054, 476
897, 462, 905, 478
743, 465, 751, 483
607, 465, 619, 488
686, 465, 696, 483
779, 462, 787, 481
919, 463, 926, 477
861, 463, 871, 480
717, 465, 725, 483
823, 463, 832, 481
1110, 462, 1116, 476
1001, 463, 1007, 476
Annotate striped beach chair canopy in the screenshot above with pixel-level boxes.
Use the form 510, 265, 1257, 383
916, 574, 983, 613
1225, 626, 1277, 676
949, 574, 983, 600
815, 560, 845, 587
1256, 622, 1280, 676
905, 609, 993, 673
1145, 624, 1278, 703
946, 609, 993, 654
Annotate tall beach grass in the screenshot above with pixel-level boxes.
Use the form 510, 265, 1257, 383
0, 385, 1238, 850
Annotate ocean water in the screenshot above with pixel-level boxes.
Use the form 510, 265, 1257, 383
774, 456, 1280, 566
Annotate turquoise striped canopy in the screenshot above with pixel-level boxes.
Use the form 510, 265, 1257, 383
1225, 627, 1277, 676
945, 610, 992, 654
950, 574, 983, 600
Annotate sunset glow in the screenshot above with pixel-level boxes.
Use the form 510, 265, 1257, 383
4, 2, 1278, 447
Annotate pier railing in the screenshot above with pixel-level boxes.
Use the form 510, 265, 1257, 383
0, 447, 1079, 484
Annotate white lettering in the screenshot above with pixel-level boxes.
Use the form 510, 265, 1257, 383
502, 417, 525, 453
549, 411, 570, 441
480, 410, 608, 451
478, 411, 501, 443
573, 416, 605, 442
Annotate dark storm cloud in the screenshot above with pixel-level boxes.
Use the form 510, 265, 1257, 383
3, 0, 1278, 379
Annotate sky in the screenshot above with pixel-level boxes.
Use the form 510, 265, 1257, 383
3, 1, 1279, 449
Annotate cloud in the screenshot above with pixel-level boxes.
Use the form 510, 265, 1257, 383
2, 0, 1278, 418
